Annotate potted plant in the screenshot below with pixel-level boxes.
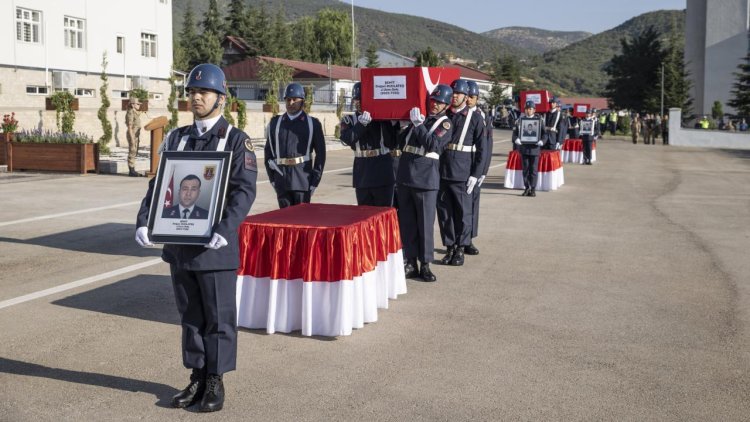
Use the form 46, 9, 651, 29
123, 88, 149, 111
46, 91, 77, 134
258, 60, 293, 114
7, 129, 99, 174
1, 112, 18, 165
45, 92, 79, 111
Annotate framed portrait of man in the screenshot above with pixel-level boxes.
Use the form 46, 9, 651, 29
580, 120, 594, 135
147, 151, 232, 245
519, 118, 541, 143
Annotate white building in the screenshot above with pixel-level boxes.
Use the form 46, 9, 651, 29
686, 0, 749, 116
1, 0, 173, 136
357, 49, 416, 68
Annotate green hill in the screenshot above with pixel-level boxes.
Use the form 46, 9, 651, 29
482, 26, 591, 54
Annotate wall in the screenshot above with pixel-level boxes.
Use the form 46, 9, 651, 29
669, 107, 750, 149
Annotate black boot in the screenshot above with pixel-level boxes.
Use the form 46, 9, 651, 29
420, 262, 436, 282
128, 166, 139, 177
440, 245, 455, 265
464, 243, 479, 255
529, 188, 536, 197
450, 246, 465, 266
404, 259, 419, 279
171, 367, 206, 408
521, 188, 529, 196
198, 374, 225, 412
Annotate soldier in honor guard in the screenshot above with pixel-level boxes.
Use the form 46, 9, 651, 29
464, 80, 491, 256
567, 108, 580, 139
544, 97, 564, 150
339, 82, 399, 206
513, 100, 546, 197
264, 83, 326, 208
581, 108, 600, 165
397, 84, 454, 282
134, 63, 258, 412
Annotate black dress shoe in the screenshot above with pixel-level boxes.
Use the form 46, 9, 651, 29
449, 247, 464, 266
199, 374, 225, 412
128, 166, 140, 177
171, 368, 206, 408
464, 244, 479, 255
528, 189, 536, 197
404, 259, 419, 279
521, 188, 529, 196
420, 262, 437, 282
439, 245, 455, 265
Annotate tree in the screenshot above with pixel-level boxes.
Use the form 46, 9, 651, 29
604, 26, 666, 112
225, 0, 250, 39
662, 18, 693, 115
196, 0, 223, 65
314, 9, 353, 66
711, 100, 723, 121
365, 44, 380, 68
414, 47, 440, 67
247, 4, 271, 57
97, 52, 112, 154
178, 1, 199, 69
728, 31, 750, 117
291, 16, 318, 62
269, 7, 293, 59
259, 60, 294, 114
167, 69, 179, 132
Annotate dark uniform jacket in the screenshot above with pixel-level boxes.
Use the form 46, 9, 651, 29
339, 113, 398, 189
264, 111, 326, 191
544, 107, 564, 148
136, 116, 258, 271
477, 108, 494, 176
581, 118, 601, 142
513, 114, 547, 156
442, 106, 485, 182
162, 205, 209, 219
397, 112, 453, 190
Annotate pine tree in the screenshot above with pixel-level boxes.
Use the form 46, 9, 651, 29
97, 52, 112, 154
291, 16, 318, 62
365, 44, 379, 68
247, 4, 271, 56
314, 9, 353, 66
179, 0, 199, 69
728, 32, 750, 117
226, 0, 249, 39
414, 47, 440, 67
197, 0, 223, 65
662, 17, 693, 115
270, 7, 293, 59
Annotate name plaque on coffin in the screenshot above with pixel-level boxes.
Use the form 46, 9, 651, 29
520, 90, 552, 113
360, 67, 461, 120
573, 103, 591, 118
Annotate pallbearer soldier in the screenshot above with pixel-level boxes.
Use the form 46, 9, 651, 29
580, 108, 599, 165
436, 79, 484, 266
397, 84, 454, 282
512, 100, 546, 197
339, 82, 399, 206
544, 97, 563, 150
264, 83, 326, 208
134, 63, 258, 412
465, 80, 491, 256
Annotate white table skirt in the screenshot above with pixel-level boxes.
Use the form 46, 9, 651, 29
561, 149, 597, 164
236, 251, 406, 336
504, 168, 565, 191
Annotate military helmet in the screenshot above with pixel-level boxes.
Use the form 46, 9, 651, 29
284, 83, 305, 99
525, 100, 536, 109
550, 96, 560, 104
186, 63, 227, 96
352, 82, 361, 100
430, 84, 454, 104
450, 79, 469, 95
466, 81, 480, 97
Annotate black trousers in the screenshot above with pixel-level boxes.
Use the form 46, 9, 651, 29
521, 154, 539, 189
355, 185, 394, 207
397, 185, 437, 264
582, 140, 593, 162
277, 190, 311, 208
471, 184, 481, 238
170, 266, 238, 375
437, 180, 473, 247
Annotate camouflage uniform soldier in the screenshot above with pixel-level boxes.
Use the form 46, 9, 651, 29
125, 99, 142, 177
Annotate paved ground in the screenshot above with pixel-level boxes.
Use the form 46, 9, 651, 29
1, 131, 749, 421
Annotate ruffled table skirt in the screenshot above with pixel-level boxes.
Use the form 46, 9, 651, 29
561, 138, 597, 164
504, 149, 564, 191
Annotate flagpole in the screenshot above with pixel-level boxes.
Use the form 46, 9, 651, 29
351, 0, 355, 80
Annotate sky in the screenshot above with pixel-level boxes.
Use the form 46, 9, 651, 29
341, 0, 686, 34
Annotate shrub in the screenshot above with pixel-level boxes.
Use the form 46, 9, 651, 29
16, 129, 93, 144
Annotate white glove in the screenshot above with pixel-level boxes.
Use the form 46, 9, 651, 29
205, 233, 228, 250
358, 111, 372, 126
556, 143, 562, 150
135, 226, 153, 247
536, 140, 544, 146
466, 176, 478, 194
477, 175, 486, 187
409, 107, 425, 126
514, 139, 521, 145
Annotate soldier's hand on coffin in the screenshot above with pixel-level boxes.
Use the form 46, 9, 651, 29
358, 111, 372, 126
409, 107, 425, 126
466, 176, 478, 194
135, 227, 153, 247
205, 233, 228, 250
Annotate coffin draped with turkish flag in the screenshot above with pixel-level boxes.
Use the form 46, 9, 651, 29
360, 67, 461, 120
520, 90, 552, 113
572, 103, 591, 118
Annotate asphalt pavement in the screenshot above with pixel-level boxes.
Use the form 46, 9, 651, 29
1, 131, 749, 421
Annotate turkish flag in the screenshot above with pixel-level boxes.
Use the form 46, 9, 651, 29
164, 170, 174, 207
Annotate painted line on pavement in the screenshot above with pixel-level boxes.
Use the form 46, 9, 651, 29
0, 258, 163, 310
0, 201, 143, 228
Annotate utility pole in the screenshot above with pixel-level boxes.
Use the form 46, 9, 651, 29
328, 53, 332, 104
660, 63, 665, 118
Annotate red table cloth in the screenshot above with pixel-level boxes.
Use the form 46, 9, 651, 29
236, 203, 406, 336
561, 138, 597, 164
504, 149, 565, 191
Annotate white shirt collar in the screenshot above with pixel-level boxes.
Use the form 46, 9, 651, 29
451, 105, 466, 114
286, 110, 303, 120
195, 115, 222, 134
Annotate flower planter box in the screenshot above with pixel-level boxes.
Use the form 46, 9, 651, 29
0, 132, 14, 165
262, 103, 275, 113
177, 99, 190, 111
7, 142, 99, 174
45, 98, 79, 111
122, 99, 149, 111
230, 101, 238, 112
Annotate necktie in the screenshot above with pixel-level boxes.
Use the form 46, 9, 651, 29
183, 209, 189, 219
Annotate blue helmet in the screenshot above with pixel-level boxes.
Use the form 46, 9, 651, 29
550, 96, 560, 105
466, 81, 480, 97
352, 82, 361, 100
284, 83, 305, 99
430, 84, 453, 104
450, 79, 469, 95
186, 63, 227, 95
525, 100, 536, 109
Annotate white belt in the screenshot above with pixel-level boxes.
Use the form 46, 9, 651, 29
353, 148, 390, 158
404, 145, 439, 160
446, 144, 476, 152
276, 156, 308, 166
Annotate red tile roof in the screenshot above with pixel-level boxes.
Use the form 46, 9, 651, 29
223, 56, 360, 81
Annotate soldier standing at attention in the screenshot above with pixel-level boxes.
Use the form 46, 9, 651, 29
464, 80, 490, 257
513, 100, 546, 197
264, 83, 326, 208
544, 97, 563, 150
631, 113, 641, 144
134, 63, 258, 413
581, 108, 600, 165
397, 85, 454, 282
339, 82, 399, 206
125, 98, 142, 177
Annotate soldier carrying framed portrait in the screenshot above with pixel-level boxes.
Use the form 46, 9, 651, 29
580, 120, 594, 136
519, 117, 541, 143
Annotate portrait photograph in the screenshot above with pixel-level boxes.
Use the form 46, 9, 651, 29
580, 120, 594, 135
520, 118, 541, 143
147, 151, 232, 245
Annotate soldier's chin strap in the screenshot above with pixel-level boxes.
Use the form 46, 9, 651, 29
196, 95, 224, 119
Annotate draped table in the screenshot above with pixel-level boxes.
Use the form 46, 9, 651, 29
504, 149, 564, 191
561, 138, 597, 164
236, 203, 406, 337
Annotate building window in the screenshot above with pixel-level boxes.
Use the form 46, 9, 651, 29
116, 36, 124, 54
159, 0, 168, 4
112, 90, 129, 98
64, 16, 85, 49
26, 85, 48, 95
74, 88, 95, 97
149, 92, 163, 100
141, 33, 157, 58
16, 7, 42, 43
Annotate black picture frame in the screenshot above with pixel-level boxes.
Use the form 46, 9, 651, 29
147, 151, 232, 245
580, 120, 594, 135
520, 118, 541, 143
